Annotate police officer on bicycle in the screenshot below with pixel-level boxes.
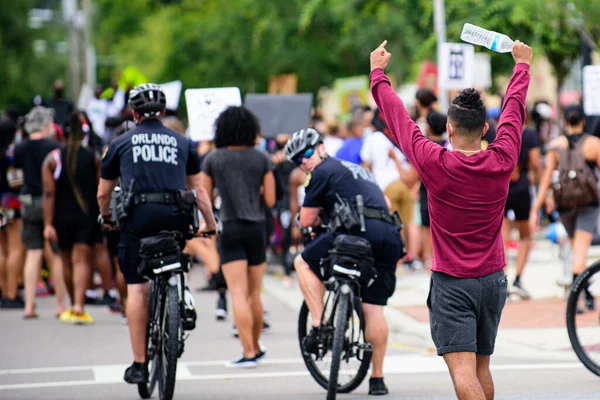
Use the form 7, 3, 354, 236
97, 83, 217, 384
285, 128, 404, 396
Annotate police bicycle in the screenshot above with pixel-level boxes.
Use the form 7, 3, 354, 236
108, 186, 215, 400
566, 259, 600, 377
297, 195, 394, 400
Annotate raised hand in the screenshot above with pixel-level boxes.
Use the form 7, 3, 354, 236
512, 40, 533, 65
370, 40, 392, 71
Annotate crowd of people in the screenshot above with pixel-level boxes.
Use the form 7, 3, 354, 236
1, 39, 600, 398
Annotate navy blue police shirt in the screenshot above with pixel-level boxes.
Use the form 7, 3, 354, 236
101, 119, 201, 191
303, 157, 388, 218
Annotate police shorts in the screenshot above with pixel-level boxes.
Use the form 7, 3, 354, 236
118, 205, 191, 285
427, 269, 507, 356
301, 219, 402, 306
504, 189, 531, 221
219, 220, 267, 266
55, 218, 102, 250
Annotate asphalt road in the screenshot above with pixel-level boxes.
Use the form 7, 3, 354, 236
1, 265, 600, 400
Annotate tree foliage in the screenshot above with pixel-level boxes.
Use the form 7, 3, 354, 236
1, 0, 600, 111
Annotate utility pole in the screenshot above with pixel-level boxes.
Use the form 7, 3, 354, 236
64, 0, 80, 103
83, 0, 96, 89
433, 0, 448, 112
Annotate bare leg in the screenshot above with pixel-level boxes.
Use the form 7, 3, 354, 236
515, 221, 531, 279
362, 304, 388, 378
294, 255, 325, 327
72, 244, 92, 314
572, 230, 593, 275
113, 256, 127, 303
127, 282, 151, 362
5, 220, 25, 299
443, 352, 486, 400
0, 230, 7, 296
23, 249, 43, 316
93, 243, 113, 295
221, 259, 256, 358
44, 241, 67, 315
247, 262, 266, 351
476, 355, 494, 400
61, 251, 74, 305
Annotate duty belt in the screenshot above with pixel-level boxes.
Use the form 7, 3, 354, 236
132, 192, 177, 206
363, 207, 402, 227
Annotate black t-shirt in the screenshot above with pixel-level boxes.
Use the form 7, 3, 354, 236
510, 127, 540, 193
54, 146, 99, 220
101, 119, 201, 193
303, 157, 388, 218
13, 138, 60, 196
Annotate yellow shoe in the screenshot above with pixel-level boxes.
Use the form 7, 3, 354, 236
59, 309, 74, 323
70, 311, 94, 325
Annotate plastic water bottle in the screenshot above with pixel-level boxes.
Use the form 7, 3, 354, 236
460, 23, 514, 53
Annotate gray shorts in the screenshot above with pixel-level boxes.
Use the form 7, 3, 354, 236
427, 269, 508, 356
559, 206, 599, 238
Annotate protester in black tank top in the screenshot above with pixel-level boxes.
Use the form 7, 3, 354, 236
42, 112, 101, 324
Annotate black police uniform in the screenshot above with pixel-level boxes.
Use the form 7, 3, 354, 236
301, 157, 403, 306
101, 119, 201, 284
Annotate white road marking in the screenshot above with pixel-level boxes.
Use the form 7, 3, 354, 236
0, 357, 585, 391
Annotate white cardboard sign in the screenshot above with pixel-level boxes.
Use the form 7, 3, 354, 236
583, 65, 600, 116
185, 87, 242, 141
160, 80, 183, 111
438, 43, 475, 89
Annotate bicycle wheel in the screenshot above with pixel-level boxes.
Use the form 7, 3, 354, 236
158, 284, 180, 400
566, 260, 600, 376
138, 282, 160, 399
327, 292, 348, 400
298, 294, 371, 394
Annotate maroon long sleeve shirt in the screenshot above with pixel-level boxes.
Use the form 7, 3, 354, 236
370, 63, 530, 278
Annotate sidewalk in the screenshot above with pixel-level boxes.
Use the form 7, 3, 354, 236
262, 238, 600, 362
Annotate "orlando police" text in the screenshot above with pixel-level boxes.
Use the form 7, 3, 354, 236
131, 133, 178, 165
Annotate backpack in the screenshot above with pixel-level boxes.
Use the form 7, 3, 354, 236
552, 134, 599, 209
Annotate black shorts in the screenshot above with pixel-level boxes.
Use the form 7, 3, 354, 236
427, 269, 507, 356
55, 219, 102, 250
118, 205, 190, 285
504, 189, 531, 221
301, 219, 402, 306
218, 220, 267, 266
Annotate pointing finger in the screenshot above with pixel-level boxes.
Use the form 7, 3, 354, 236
378, 40, 388, 49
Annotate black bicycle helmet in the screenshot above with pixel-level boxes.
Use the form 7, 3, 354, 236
284, 128, 323, 162
128, 83, 167, 118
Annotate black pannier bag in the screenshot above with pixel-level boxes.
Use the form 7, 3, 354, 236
323, 234, 378, 288
138, 231, 184, 278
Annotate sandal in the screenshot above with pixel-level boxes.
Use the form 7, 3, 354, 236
23, 312, 39, 319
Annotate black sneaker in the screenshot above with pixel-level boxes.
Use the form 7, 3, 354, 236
123, 362, 147, 384
99, 292, 117, 307
215, 295, 227, 321
303, 327, 321, 355
1, 296, 25, 309
254, 350, 266, 363
585, 291, 595, 311
226, 356, 257, 369
369, 377, 389, 395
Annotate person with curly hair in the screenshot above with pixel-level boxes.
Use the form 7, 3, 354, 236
201, 106, 276, 368
370, 39, 532, 400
